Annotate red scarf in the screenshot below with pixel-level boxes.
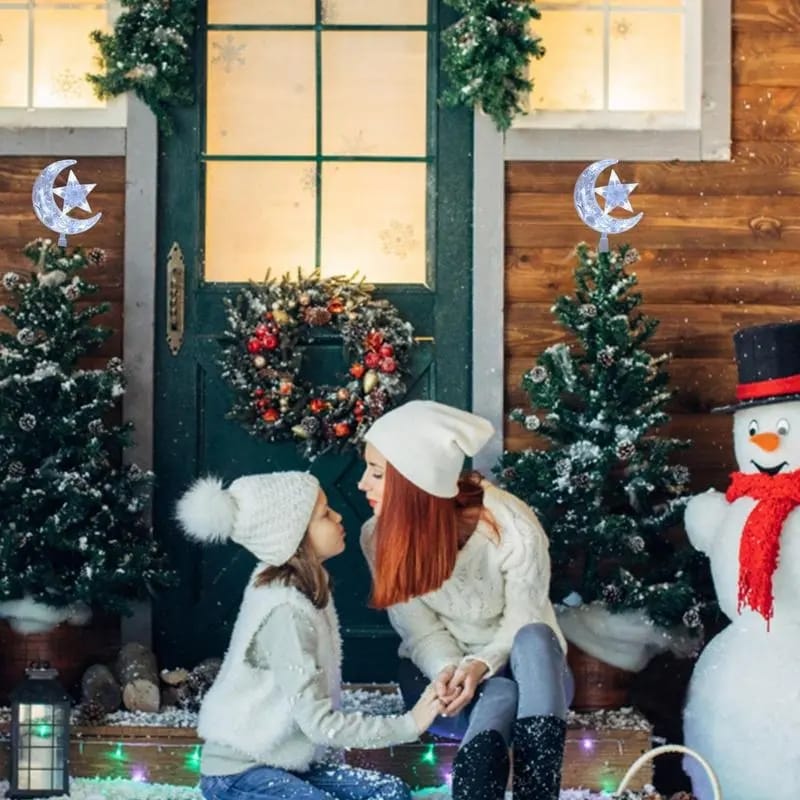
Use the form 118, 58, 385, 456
726, 469, 800, 625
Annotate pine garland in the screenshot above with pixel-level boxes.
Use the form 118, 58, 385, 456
87, 0, 197, 133
441, 0, 544, 130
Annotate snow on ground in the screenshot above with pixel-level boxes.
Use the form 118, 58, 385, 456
0, 780, 633, 800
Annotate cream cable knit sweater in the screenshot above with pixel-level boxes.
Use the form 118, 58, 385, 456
361, 482, 566, 680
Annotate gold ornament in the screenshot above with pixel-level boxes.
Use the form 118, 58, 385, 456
362, 369, 379, 393
253, 355, 266, 368
337, 388, 350, 401
299, 292, 311, 306
291, 424, 309, 439
272, 309, 290, 325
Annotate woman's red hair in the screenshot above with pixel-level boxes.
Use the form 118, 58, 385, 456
370, 467, 491, 608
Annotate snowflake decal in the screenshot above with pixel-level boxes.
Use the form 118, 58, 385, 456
380, 221, 418, 259
55, 68, 83, 98
211, 34, 246, 74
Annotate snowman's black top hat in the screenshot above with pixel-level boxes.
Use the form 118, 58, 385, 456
714, 321, 800, 413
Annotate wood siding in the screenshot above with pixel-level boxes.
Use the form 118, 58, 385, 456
0, 157, 125, 366
504, 0, 800, 491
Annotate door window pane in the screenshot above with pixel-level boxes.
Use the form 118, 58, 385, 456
321, 0, 427, 25
205, 162, 317, 282
321, 162, 426, 284
208, 0, 315, 25
322, 31, 427, 156
207, 31, 316, 155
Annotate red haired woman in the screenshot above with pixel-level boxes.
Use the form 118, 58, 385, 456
358, 401, 572, 800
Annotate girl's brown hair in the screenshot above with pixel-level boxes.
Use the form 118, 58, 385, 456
370, 468, 497, 608
254, 538, 330, 608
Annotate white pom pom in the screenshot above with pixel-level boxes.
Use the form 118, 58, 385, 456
176, 476, 236, 543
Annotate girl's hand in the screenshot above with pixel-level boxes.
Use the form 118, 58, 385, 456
410, 683, 444, 733
442, 660, 488, 716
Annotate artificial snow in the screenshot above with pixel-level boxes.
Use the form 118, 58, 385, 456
0, 596, 91, 634
0, 781, 642, 800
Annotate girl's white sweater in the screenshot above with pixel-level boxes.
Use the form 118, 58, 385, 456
198, 571, 419, 776
361, 482, 567, 680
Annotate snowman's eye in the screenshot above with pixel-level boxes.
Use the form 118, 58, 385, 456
777, 418, 790, 436
748, 420, 759, 436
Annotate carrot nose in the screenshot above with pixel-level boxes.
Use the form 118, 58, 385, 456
750, 431, 780, 452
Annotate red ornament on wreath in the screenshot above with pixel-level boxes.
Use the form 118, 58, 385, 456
221, 269, 415, 459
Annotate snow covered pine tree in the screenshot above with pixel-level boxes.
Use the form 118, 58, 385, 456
496, 243, 714, 669
0, 239, 171, 628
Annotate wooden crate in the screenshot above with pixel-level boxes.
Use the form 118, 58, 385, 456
0, 719, 652, 791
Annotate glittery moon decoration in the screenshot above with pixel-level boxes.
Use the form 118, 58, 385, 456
574, 158, 643, 251
32, 159, 102, 246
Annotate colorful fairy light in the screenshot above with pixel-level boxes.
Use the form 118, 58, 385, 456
581, 737, 595, 752
130, 765, 148, 782
108, 742, 126, 762
420, 743, 437, 765
184, 745, 202, 771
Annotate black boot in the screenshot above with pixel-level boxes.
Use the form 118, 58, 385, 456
451, 729, 510, 800
512, 715, 566, 800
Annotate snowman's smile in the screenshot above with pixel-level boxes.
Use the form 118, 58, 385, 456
751, 459, 789, 476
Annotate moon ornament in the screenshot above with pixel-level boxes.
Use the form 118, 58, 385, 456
573, 158, 643, 252
32, 159, 102, 246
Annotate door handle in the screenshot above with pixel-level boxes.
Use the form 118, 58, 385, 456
166, 241, 185, 356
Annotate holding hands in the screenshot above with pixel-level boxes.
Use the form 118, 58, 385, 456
434, 661, 489, 716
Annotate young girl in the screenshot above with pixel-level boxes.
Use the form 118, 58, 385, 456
358, 401, 572, 800
176, 470, 441, 800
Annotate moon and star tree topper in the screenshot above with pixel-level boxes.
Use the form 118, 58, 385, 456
32, 159, 102, 247
573, 158, 642, 253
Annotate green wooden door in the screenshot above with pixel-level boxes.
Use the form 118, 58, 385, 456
153, 1, 472, 681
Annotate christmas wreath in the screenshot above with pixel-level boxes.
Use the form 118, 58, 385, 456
221, 271, 415, 460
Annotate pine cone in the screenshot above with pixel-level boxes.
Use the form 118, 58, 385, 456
76, 700, 107, 726
304, 306, 332, 327
87, 247, 107, 267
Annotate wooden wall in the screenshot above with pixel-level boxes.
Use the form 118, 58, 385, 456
504, 0, 800, 492
0, 157, 125, 365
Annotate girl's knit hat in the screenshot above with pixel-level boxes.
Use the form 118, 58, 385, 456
365, 400, 493, 498
175, 471, 320, 566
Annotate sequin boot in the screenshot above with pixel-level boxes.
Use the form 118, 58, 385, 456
451, 729, 510, 800
512, 714, 567, 800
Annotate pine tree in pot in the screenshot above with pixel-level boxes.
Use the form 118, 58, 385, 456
496, 243, 714, 709
0, 238, 172, 699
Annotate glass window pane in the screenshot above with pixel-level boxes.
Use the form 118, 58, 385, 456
322, 0, 427, 25
321, 162, 426, 284
205, 162, 316, 282
529, 11, 604, 111
207, 31, 315, 155
322, 31, 426, 156
33, 8, 107, 107
610, 0, 683, 6
0, 10, 28, 106
208, 0, 315, 25
609, 12, 683, 110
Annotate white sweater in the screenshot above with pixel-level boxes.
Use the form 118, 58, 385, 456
198, 570, 419, 776
361, 482, 567, 680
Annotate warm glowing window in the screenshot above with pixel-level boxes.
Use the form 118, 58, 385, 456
506, 1, 729, 161
203, 1, 430, 283
0, 0, 112, 110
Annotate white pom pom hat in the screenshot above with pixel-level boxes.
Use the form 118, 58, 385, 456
365, 400, 494, 498
175, 472, 320, 566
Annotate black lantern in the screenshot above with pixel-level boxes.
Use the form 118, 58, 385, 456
9, 663, 70, 798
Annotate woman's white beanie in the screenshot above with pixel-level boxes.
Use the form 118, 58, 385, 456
175, 471, 320, 566
365, 400, 494, 498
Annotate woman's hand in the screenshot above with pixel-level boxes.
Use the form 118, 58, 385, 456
434, 664, 460, 706
442, 660, 489, 716
410, 683, 444, 733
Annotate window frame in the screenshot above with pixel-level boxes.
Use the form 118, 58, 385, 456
0, 0, 126, 129
505, 0, 731, 162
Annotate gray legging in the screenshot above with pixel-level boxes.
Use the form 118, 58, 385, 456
398, 622, 573, 747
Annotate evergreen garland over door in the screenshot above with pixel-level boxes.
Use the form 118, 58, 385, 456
153, 0, 473, 680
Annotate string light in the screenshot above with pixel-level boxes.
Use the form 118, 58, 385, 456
184, 745, 202, 771
108, 742, 126, 762
420, 743, 437, 765
130, 765, 148, 782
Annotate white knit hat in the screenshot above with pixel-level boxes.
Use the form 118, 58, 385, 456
365, 400, 494, 498
175, 471, 320, 566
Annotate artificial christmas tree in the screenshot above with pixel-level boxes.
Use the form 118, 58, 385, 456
0, 238, 172, 693
496, 243, 713, 688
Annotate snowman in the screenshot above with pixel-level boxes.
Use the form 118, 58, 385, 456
683, 321, 800, 800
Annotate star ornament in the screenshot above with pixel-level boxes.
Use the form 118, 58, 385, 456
53, 170, 97, 214
595, 169, 638, 214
